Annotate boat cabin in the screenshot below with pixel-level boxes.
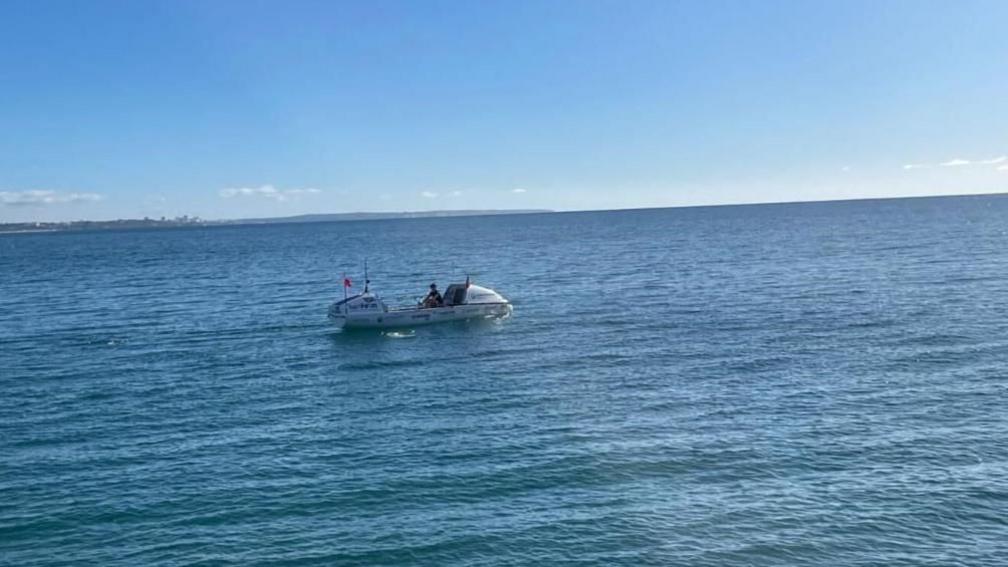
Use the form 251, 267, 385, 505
442, 284, 469, 306
441, 283, 508, 306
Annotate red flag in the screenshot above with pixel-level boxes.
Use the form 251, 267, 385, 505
343, 277, 352, 288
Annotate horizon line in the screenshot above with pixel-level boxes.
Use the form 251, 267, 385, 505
3, 190, 1008, 228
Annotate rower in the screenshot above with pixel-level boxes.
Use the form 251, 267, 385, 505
422, 283, 443, 308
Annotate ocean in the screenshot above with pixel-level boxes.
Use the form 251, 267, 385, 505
2, 195, 1007, 565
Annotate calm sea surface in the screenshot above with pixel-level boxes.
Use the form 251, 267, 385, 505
2, 195, 1008, 565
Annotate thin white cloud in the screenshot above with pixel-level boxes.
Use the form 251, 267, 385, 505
905, 155, 1006, 170
841, 166, 851, 172
420, 191, 438, 198
512, 188, 527, 193
219, 185, 321, 202
940, 158, 971, 167
997, 164, 1008, 171
0, 190, 103, 206
450, 190, 463, 197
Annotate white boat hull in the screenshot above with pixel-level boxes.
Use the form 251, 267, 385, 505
328, 281, 512, 330
330, 302, 512, 329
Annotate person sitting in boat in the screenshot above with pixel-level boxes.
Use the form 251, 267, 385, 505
422, 283, 443, 308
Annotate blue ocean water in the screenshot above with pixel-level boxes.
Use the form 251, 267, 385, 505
2, 195, 1008, 565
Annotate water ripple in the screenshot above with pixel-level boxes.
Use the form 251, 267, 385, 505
3, 198, 1008, 565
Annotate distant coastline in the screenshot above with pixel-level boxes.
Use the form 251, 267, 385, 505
0, 209, 552, 234
5, 191, 1008, 235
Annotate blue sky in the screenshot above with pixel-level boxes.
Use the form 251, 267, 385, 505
1, 0, 1006, 222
